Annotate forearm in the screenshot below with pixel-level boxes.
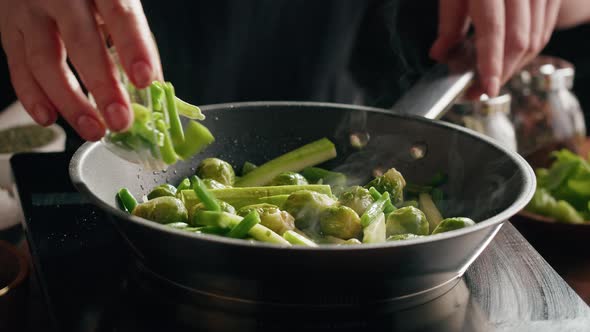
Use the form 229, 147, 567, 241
556, 0, 590, 29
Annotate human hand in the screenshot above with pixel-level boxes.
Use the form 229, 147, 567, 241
430, 0, 562, 97
0, 0, 162, 141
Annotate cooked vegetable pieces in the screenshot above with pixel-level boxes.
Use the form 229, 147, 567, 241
525, 149, 590, 223
118, 139, 474, 245
106, 81, 213, 167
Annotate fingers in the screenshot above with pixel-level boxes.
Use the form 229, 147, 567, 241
469, 0, 505, 97
543, 0, 561, 45
1, 29, 58, 126
94, 0, 162, 87
501, 0, 531, 84
52, 0, 132, 131
21, 15, 106, 141
430, 0, 469, 62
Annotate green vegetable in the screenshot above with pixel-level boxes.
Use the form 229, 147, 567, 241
117, 188, 138, 212
149, 82, 165, 111
190, 175, 221, 212
365, 168, 406, 205
194, 211, 290, 245
419, 193, 443, 231
228, 211, 260, 238
257, 195, 290, 208
319, 205, 362, 239
132, 196, 188, 224
242, 161, 257, 175
163, 82, 185, 147
283, 230, 318, 247
526, 187, 585, 224
300, 167, 347, 187
235, 138, 337, 187
362, 212, 386, 243
368, 187, 396, 214
193, 210, 238, 229
385, 206, 429, 236
155, 119, 178, 165
432, 217, 475, 234
202, 179, 228, 190
268, 172, 309, 186
238, 204, 295, 235
360, 192, 390, 228
174, 121, 214, 160
188, 201, 236, 223
196, 158, 236, 186
283, 190, 338, 229
147, 184, 177, 200
340, 186, 375, 215
175, 96, 205, 120
180, 185, 332, 210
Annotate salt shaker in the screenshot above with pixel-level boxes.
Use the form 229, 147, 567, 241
443, 92, 517, 151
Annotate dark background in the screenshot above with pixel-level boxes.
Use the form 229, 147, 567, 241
0, 0, 588, 151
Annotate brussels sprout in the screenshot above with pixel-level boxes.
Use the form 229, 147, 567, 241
238, 203, 295, 235
339, 186, 374, 215
385, 206, 429, 236
387, 234, 424, 241
319, 206, 361, 239
365, 168, 406, 205
202, 178, 228, 190
189, 201, 236, 221
132, 196, 188, 224
196, 158, 235, 186
268, 172, 309, 186
283, 190, 338, 229
147, 184, 177, 200
431, 217, 475, 234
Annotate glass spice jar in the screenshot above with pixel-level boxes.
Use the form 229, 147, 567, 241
443, 92, 517, 151
508, 56, 586, 167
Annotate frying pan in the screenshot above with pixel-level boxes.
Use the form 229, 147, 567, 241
69, 52, 536, 310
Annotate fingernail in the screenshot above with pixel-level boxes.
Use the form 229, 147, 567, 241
486, 76, 500, 97
33, 105, 50, 126
77, 115, 104, 141
104, 102, 131, 132
132, 61, 153, 87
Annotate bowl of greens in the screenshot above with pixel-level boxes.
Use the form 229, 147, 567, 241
513, 141, 590, 253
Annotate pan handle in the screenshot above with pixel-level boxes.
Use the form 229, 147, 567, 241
390, 42, 476, 120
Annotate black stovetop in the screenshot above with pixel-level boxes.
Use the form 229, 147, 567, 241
10, 152, 590, 332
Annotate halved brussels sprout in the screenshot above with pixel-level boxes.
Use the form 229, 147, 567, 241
283, 190, 337, 229
431, 217, 475, 234
339, 186, 374, 215
268, 172, 309, 186
132, 196, 188, 224
238, 203, 295, 235
385, 206, 429, 236
319, 205, 361, 239
365, 168, 406, 205
147, 183, 177, 200
196, 158, 236, 186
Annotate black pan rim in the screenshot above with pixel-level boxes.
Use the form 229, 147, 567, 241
69, 101, 537, 251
